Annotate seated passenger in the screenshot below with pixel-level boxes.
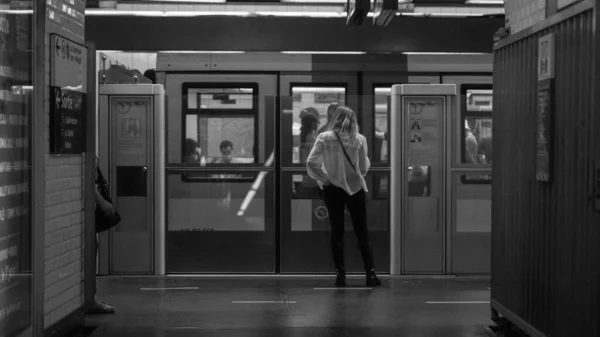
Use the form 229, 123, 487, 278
465, 121, 479, 164
184, 138, 204, 165
212, 140, 240, 164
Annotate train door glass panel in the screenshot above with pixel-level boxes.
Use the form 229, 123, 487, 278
281, 88, 390, 273
450, 172, 492, 274
183, 86, 258, 165
282, 170, 390, 273
450, 84, 493, 274
461, 89, 493, 166
402, 96, 446, 274
166, 81, 275, 273
289, 86, 346, 166
109, 96, 154, 274
373, 86, 391, 164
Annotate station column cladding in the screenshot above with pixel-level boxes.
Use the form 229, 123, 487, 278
42, 0, 89, 330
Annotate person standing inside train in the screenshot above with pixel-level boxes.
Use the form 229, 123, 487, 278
317, 102, 340, 135
306, 106, 381, 287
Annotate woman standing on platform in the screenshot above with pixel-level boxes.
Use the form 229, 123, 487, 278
306, 106, 381, 287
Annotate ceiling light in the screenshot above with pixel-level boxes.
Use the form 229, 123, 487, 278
85, 9, 251, 16
152, 0, 226, 2
465, 0, 503, 4
282, 0, 347, 2
398, 12, 424, 16
160, 51, 245, 54
282, 0, 413, 3
0, 9, 33, 14
292, 87, 346, 93
402, 52, 490, 55
255, 11, 345, 17
163, 11, 251, 16
399, 12, 484, 17
433, 13, 484, 16
281, 51, 367, 55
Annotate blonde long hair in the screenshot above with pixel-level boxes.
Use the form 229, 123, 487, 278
325, 106, 359, 139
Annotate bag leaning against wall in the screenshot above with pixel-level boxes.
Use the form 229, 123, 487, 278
95, 167, 121, 233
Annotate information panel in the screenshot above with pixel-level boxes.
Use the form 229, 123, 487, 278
536, 80, 554, 182
0, 6, 33, 337
49, 34, 87, 154
49, 87, 86, 154
536, 34, 555, 182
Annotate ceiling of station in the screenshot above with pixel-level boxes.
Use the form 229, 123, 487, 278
86, 0, 504, 17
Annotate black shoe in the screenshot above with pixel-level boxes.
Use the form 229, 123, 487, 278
335, 270, 346, 287
86, 300, 116, 315
366, 270, 381, 287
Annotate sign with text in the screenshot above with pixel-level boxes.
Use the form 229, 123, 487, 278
50, 86, 86, 154
47, 0, 86, 42
537, 34, 555, 81
50, 34, 87, 93
536, 33, 555, 182
536, 79, 554, 182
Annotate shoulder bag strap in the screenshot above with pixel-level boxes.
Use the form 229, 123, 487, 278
334, 131, 358, 173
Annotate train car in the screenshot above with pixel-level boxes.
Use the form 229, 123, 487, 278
96, 51, 493, 275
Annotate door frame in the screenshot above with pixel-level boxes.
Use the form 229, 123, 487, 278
162, 73, 278, 274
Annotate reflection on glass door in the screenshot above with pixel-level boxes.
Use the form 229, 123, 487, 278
373, 87, 391, 164
462, 89, 492, 165
281, 86, 390, 273
289, 86, 345, 165
450, 84, 492, 274
0, 4, 34, 336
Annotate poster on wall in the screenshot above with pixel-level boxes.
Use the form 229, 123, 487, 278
50, 87, 86, 154
536, 34, 555, 182
536, 80, 554, 182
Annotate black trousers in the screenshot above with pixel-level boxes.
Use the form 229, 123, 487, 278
323, 184, 375, 273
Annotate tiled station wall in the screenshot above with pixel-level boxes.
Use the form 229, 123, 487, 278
43, 9, 86, 329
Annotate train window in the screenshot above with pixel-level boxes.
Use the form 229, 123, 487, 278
461, 89, 493, 165
290, 86, 346, 164
183, 84, 258, 165
185, 115, 255, 165
373, 86, 391, 163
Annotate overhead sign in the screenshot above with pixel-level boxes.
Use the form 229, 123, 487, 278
50, 34, 87, 93
47, 0, 86, 42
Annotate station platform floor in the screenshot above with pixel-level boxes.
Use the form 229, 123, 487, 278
84, 276, 495, 337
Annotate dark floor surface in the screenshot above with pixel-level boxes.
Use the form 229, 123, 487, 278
84, 276, 495, 337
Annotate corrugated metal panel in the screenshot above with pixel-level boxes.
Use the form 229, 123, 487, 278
492, 8, 600, 337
